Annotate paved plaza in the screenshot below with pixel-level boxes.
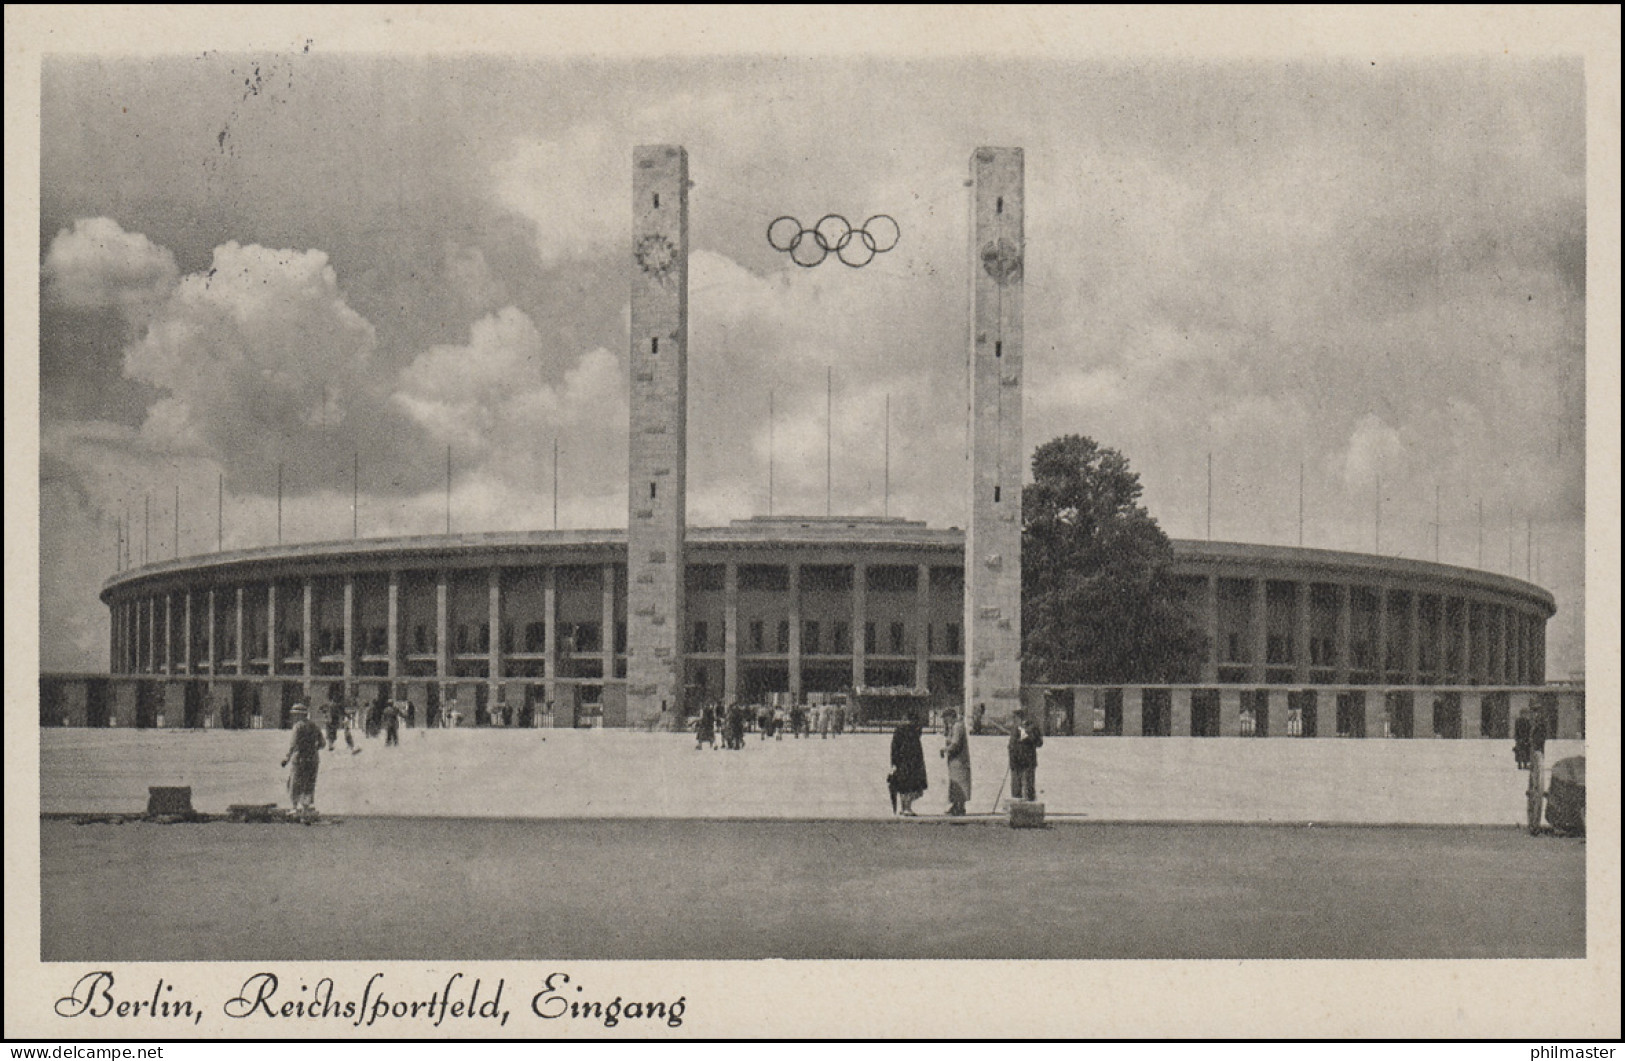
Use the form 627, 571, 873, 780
40, 727, 1582, 825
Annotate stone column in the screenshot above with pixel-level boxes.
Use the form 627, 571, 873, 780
1294, 583, 1312, 683
343, 575, 356, 700
162, 594, 172, 674
265, 583, 277, 676
182, 591, 193, 676
599, 561, 615, 693
206, 588, 217, 686
964, 145, 1025, 725
234, 586, 245, 676
386, 571, 400, 693
491, 567, 506, 710
1374, 585, 1389, 682
625, 144, 689, 727
1170, 688, 1192, 737
723, 562, 739, 704
301, 579, 314, 696
915, 562, 931, 692
543, 566, 558, 713
851, 562, 867, 690
144, 596, 155, 672
435, 571, 449, 697
1432, 595, 1447, 686
1333, 584, 1352, 684
1406, 591, 1421, 685
1202, 575, 1220, 682
1218, 688, 1243, 737
1464, 599, 1479, 684
788, 563, 802, 704
1488, 604, 1502, 683
1121, 687, 1143, 737
1251, 579, 1268, 682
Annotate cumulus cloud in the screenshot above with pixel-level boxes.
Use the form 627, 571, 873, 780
43, 217, 179, 315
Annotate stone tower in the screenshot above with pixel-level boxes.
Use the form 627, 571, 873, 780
626, 145, 689, 727
964, 146, 1024, 724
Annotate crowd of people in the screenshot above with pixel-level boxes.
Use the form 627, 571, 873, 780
281, 692, 1046, 820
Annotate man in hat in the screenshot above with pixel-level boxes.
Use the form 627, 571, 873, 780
1008, 705, 1044, 802
281, 703, 325, 813
940, 707, 972, 816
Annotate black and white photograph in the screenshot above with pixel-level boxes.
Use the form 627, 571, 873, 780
6, 6, 1618, 1041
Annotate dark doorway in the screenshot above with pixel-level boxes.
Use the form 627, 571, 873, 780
183, 683, 204, 728
1190, 689, 1220, 737
86, 679, 110, 728
134, 681, 160, 728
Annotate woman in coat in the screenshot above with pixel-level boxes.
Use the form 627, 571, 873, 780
940, 708, 972, 816
889, 714, 929, 815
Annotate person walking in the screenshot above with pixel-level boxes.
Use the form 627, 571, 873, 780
1513, 706, 1532, 769
889, 713, 929, 816
383, 699, 401, 746
1008, 706, 1044, 802
281, 704, 324, 814
940, 707, 972, 816
696, 704, 717, 750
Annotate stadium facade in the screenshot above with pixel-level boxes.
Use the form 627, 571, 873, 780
50, 145, 1581, 740
73, 519, 1574, 741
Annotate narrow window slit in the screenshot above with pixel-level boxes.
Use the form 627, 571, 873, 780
994, 486, 1001, 503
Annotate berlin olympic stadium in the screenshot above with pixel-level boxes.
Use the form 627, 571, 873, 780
43, 147, 1583, 744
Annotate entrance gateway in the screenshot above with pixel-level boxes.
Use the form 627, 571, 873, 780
622, 146, 1027, 726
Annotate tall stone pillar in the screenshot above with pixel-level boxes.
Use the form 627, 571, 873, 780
626, 144, 689, 728
1464, 599, 1478, 684
851, 562, 867, 691
145, 596, 155, 672
1432, 595, 1448, 685
788, 563, 802, 704
965, 146, 1025, 723
163, 594, 172, 674
723, 562, 739, 704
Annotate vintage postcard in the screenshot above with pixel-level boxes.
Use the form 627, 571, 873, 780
5, 6, 1619, 1041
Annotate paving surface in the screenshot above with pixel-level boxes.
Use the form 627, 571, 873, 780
41, 817, 1585, 960
39, 728, 1584, 825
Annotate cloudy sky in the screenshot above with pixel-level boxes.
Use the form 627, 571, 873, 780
35, 42, 1588, 676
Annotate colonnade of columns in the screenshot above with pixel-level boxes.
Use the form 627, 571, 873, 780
1192, 575, 1547, 687
108, 558, 960, 711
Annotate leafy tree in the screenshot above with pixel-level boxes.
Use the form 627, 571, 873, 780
1021, 434, 1204, 684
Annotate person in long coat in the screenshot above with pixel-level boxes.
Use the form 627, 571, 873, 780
695, 705, 716, 750
1513, 708, 1532, 769
940, 707, 972, 815
889, 714, 929, 815
1007, 706, 1044, 801
281, 704, 324, 812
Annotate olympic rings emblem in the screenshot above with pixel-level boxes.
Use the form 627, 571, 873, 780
767, 213, 900, 268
